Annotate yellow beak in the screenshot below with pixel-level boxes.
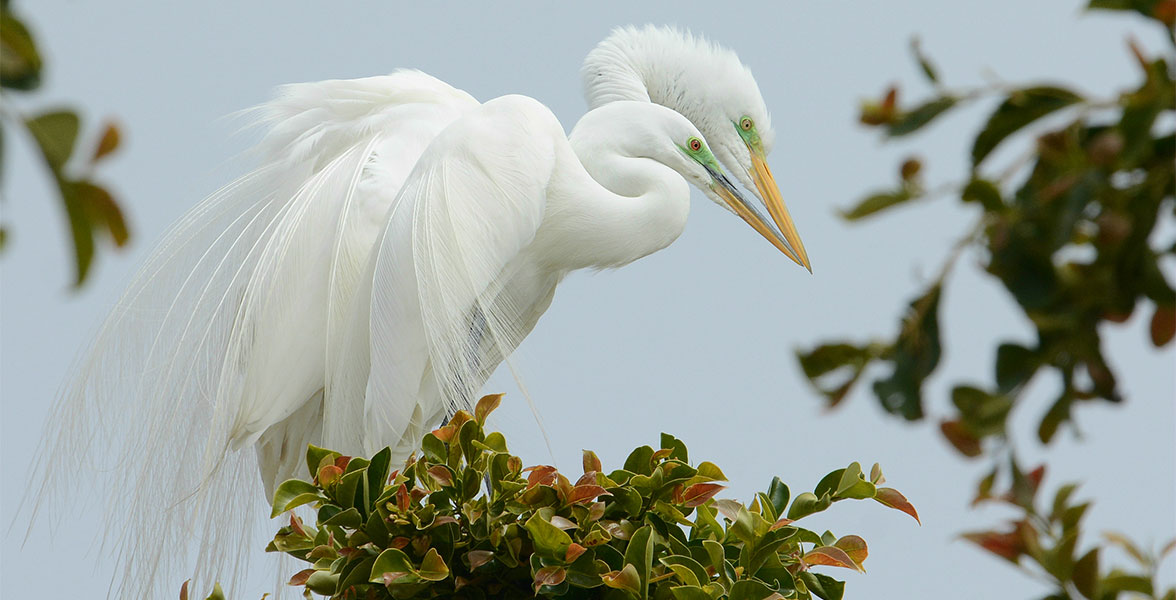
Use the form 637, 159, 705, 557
711, 180, 805, 266
749, 146, 811, 272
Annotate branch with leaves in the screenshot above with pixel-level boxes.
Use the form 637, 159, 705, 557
247, 394, 919, 600
1, 0, 130, 286
799, 3, 1174, 599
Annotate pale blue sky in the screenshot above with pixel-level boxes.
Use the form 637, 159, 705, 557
2, 1, 1172, 598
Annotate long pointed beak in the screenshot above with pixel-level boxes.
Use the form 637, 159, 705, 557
707, 167, 807, 267
749, 145, 811, 272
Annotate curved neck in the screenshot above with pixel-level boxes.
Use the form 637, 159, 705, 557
540, 141, 690, 272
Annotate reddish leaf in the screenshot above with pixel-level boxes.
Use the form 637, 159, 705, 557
92, 121, 121, 162
431, 424, 456, 442
288, 569, 315, 586
334, 456, 351, 471
874, 487, 920, 524
1150, 305, 1175, 347
565, 543, 587, 563
389, 537, 410, 550
940, 420, 982, 457
680, 483, 725, 508
474, 393, 503, 424
317, 464, 342, 486
574, 471, 598, 487
833, 535, 869, 566
396, 484, 410, 511
770, 517, 795, 531
427, 466, 454, 487
804, 546, 863, 571
962, 529, 1024, 562
467, 550, 494, 570
582, 450, 602, 474
433, 515, 459, 526
525, 465, 559, 489
533, 566, 566, 592
179, 580, 189, 600
568, 484, 610, 505
289, 513, 309, 538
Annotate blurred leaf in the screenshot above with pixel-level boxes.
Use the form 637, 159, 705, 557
962, 179, 1005, 212
58, 179, 94, 287
972, 86, 1083, 166
840, 190, 913, 221
1073, 548, 1099, 599
75, 181, 129, 246
25, 110, 80, 168
994, 342, 1038, 393
910, 37, 940, 84
0, 8, 42, 90
1151, 304, 1175, 347
873, 284, 943, 421
888, 97, 957, 137
91, 121, 121, 162
796, 342, 880, 408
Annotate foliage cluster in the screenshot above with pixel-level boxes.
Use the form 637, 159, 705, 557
265, 395, 918, 600
1, 0, 129, 285
799, 2, 1174, 599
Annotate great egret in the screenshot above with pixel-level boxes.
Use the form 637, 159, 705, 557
27, 27, 809, 598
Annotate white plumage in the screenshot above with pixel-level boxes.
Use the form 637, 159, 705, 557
26, 26, 810, 598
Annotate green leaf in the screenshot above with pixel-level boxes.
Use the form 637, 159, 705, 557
270, 479, 322, 518
418, 548, 450, 581
972, 86, 1083, 166
26, 110, 80, 168
961, 179, 1004, 212
601, 564, 641, 595
0, 10, 43, 90
729, 579, 777, 600
796, 343, 880, 408
873, 283, 942, 421
1073, 548, 1099, 600
202, 583, 225, 600
995, 342, 1039, 393
624, 525, 654, 600
75, 181, 130, 247
305, 445, 338, 479
370, 548, 419, 584
624, 445, 655, 476
840, 189, 913, 221
669, 585, 713, 600
524, 512, 572, 558
57, 179, 93, 287
888, 97, 957, 137
787, 492, 831, 520
909, 37, 940, 84
766, 477, 790, 518
800, 571, 845, 600
660, 556, 709, 588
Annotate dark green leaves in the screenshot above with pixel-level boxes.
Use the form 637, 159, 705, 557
888, 97, 957, 137
972, 86, 1083, 166
872, 283, 943, 420
840, 190, 913, 221
0, 7, 42, 90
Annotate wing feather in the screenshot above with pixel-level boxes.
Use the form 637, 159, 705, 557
25, 70, 478, 598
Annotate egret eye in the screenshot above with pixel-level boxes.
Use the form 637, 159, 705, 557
688, 137, 702, 152
740, 117, 753, 131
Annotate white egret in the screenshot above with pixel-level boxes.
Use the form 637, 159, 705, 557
27, 27, 810, 598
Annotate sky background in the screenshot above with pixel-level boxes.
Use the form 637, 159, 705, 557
2, 1, 1173, 598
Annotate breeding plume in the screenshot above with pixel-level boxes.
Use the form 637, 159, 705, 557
27, 26, 810, 597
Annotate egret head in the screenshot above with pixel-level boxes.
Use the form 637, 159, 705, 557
574, 101, 803, 262
583, 25, 810, 271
